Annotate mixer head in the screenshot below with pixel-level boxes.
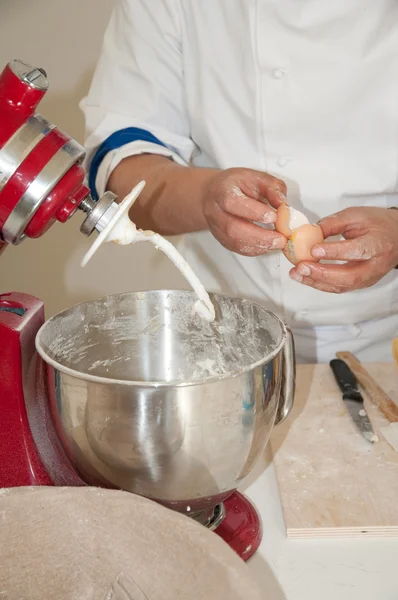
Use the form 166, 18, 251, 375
0, 59, 139, 250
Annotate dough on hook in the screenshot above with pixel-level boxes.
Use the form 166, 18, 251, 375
81, 181, 215, 322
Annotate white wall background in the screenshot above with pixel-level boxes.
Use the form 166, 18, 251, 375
0, 0, 186, 316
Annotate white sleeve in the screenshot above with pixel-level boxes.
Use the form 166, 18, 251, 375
80, 0, 195, 198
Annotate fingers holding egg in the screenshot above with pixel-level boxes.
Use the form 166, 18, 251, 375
275, 202, 292, 238
284, 224, 325, 265
275, 203, 325, 266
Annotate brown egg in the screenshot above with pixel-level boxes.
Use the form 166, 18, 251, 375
275, 203, 292, 238
283, 224, 324, 265
275, 204, 325, 266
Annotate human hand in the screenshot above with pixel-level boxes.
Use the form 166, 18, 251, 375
203, 168, 288, 256
289, 207, 398, 293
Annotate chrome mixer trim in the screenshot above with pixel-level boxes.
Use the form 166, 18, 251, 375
205, 503, 227, 531
0, 115, 55, 193
2, 139, 86, 244
9, 59, 49, 91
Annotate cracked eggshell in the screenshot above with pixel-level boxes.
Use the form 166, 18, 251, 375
275, 203, 292, 238
275, 204, 325, 266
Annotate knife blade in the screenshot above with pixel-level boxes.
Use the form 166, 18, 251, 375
329, 358, 377, 444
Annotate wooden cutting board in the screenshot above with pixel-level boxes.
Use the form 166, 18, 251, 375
271, 363, 398, 539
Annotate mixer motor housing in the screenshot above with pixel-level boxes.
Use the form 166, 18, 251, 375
0, 59, 118, 250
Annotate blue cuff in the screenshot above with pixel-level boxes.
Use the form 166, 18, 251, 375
88, 127, 167, 200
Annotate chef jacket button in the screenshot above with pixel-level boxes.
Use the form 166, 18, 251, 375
277, 156, 291, 167
273, 68, 285, 79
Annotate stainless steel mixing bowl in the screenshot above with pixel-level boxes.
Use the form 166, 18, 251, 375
35, 290, 295, 522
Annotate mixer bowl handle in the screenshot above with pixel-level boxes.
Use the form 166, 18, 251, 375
275, 326, 296, 425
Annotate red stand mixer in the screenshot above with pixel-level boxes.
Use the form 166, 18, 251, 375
0, 59, 264, 561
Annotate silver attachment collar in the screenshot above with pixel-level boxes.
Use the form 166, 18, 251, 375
79, 191, 118, 237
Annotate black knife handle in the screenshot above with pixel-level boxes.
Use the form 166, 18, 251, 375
330, 359, 358, 394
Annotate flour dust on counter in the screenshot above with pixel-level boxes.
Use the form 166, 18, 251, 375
380, 422, 398, 453
271, 363, 398, 538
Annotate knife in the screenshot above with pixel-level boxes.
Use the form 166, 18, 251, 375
329, 359, 377, 444
336, 351, 398, 422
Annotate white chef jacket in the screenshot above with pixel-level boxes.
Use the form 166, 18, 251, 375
81, 0, 398, 362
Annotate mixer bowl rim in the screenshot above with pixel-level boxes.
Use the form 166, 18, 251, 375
35, 290, 287, 388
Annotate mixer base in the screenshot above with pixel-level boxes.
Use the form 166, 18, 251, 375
213, 491, 262, 561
